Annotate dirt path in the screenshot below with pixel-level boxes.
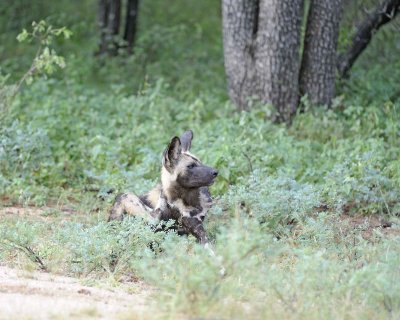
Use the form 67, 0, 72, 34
0, 266, 151, 320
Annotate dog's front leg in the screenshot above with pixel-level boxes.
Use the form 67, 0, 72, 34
149, 189, 169, 220
181, 216, 208, 245
181, 216, 226, 276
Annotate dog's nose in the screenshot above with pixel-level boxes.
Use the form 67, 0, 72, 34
212, 170, 218, 177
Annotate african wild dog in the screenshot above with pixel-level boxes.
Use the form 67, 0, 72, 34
108, 130, 218, 244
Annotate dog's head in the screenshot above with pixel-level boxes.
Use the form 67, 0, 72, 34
162, 130, 218, 189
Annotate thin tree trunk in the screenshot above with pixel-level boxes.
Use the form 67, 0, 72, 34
108, 0, 121, 36
123, 0, 139, 51
222, 0, 303, 122
106, 0, 121, 55
300, 0, 343, 106
98, 0, 110, 55
338, 0, 400, 78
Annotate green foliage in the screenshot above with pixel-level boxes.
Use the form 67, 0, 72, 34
0, 121, 52, 181
0, 20, 71, 121
219, 174, 321, 236
0, 220, 50, 270
3, 78, 398, 215
15, 20, 70, 82
137, 215, 400, 319
56, 218, 174, 276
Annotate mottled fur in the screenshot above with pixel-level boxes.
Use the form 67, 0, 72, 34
108, 130, 218, 244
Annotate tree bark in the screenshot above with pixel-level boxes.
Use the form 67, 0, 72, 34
256, 0, 304, 122
338, 0, 400, 78
107, 0, 121, 55
222, 0, 303, 123
123, 0, 139, 51
98, 0, 110, 55
300, 0, 343, 106
222, 0, 259, 111
108, 0, 121, 37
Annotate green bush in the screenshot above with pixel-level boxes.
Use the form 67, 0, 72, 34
56, 218, 174, 276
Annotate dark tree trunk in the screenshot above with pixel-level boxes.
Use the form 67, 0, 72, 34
338, 0, 400, 78
98, 0, 110, 55
107, 0, 121, 55
300, 0, 343, 106
97, 0, 121, 55
222, 0, 303, 123
108, 0, 121, 36
123, 0, 139, 51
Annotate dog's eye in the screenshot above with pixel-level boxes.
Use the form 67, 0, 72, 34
187, 163, 196, 169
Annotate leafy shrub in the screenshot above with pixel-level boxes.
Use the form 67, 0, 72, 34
137, 214, 400, 319
0, 220, 51, 270
219, 173, 321, 235
0, 121, 54, 204
56, 217, 176, 276
323, 151, 399, 214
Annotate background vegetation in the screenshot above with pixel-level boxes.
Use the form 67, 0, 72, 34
0, 0, 399, 319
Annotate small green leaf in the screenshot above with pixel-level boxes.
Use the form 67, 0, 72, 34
16, 29, 29, 42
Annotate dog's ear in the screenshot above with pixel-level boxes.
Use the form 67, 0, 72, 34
180, 130, 193, 152
163, 136, 182, 169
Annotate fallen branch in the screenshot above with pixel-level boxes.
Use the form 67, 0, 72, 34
2, 241, 48, 272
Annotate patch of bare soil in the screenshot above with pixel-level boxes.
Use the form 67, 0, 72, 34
313, 204, 400, 239
0, 206, 76, 218
0, 266, 151, 320
340, 213, 400, 239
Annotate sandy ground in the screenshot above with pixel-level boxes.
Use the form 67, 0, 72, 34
0, 206, 77, 219
0, 266, 150, 320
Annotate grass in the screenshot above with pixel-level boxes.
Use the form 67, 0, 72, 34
0, 0, 400, 319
